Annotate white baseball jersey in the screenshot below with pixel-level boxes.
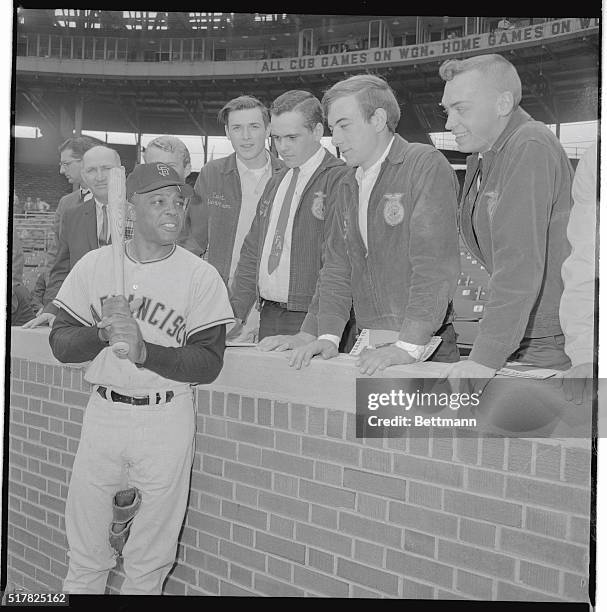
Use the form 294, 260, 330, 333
53, 243, 234, 395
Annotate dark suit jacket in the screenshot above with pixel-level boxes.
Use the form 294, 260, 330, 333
45, 189, 85, 273
43, 198, 99, 315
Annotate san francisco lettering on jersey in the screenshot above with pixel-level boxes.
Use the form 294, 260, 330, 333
90, 294, 187, 345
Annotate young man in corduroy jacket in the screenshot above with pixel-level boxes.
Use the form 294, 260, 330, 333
229, 90, 349, 342
290, 74, 461, 374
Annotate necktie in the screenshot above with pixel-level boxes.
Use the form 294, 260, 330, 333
99, 203, 109, 246
267, 167, 300, 274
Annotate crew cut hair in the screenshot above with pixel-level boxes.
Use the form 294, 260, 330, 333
270, 90, 324, 131
439, 54, 522, 107
321, 74, 401, 133
145, 135, 191, 167
218, 95, 270, 127
58, 136, 104, 159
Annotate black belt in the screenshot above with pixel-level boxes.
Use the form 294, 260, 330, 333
97, 386, 174, 405
261, 299, 288, 309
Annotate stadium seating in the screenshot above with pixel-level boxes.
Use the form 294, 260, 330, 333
14, 211, 55, 291
13, 162, 70, 211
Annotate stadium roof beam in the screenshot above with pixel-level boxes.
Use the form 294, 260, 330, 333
520, 70, 558, 125
540, 44, 564, 70
20, 90, 59, 134
173, 96, 208, 137
115, 95, 141, 135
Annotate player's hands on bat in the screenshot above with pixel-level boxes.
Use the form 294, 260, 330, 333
101, 295, 132, 319
98, 296, 146, 363
257, 331, 315, 352
22, 312, 56, 328
104, 315, 145, 364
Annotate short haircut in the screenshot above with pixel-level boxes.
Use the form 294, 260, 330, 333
82, 145, 121, 165
58, 135, 104, 159
439, 54, 522, 107
321, 74, 401, 133
145, 135, 191, 167
270, 90, 324, 131
218, 95, 270, 128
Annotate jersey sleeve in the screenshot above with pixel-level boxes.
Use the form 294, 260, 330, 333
52, 253, 94, 326
186, 262, 235, 339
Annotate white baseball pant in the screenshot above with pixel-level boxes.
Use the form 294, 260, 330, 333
62, 386, 195, 594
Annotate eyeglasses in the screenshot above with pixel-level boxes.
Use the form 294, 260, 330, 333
59, 159, 81, 170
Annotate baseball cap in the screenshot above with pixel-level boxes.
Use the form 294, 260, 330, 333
126, 163, 193, 200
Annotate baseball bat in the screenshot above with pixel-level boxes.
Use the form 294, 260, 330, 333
106, 166, 130, 358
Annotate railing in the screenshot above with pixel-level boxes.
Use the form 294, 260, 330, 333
16, 18, 564, 64
14, 212, 55, 252
19, 18, 552, 63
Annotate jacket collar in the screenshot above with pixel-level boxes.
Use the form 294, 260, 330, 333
273, 147, 343, 181
343, 133, 407, 185
488, 107, 532, 155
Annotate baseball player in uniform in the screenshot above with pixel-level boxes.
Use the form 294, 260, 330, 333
49, 162, 234, 594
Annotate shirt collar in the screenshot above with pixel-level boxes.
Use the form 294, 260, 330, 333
236, 150, 271, 176
355, 136, 395, 181
295, 145, 325, 175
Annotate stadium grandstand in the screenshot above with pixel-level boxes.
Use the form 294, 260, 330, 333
13, 10, 599, 344
8, 8, 600, 600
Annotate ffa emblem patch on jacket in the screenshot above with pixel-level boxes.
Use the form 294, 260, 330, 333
311, 192, 326, 220
383, 193, 405, 226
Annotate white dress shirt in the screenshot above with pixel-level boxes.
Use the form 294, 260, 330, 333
258, 146, 325, 303
319, 138, 394, 348
231, 153, 273, 282
356, 136, 394, 250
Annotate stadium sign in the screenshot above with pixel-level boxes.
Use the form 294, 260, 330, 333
260, 17, 599, 74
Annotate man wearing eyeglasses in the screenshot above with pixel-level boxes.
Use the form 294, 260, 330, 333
24, 145, 121, 328
55, 136, 105, 253
28, 136, 104, 314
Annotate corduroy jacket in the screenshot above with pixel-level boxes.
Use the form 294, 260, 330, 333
301, 135, 460, 345
230, 149, 346, 321
194, 152, 285, 283
459, 108, 574, 369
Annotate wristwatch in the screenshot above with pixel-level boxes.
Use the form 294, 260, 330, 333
394, 340, 425, 361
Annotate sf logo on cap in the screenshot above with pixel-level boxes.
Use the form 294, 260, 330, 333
157, 164, 171, 177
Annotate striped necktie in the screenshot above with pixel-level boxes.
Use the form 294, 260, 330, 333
267, 167, 300, 274
99, 203, 109, 246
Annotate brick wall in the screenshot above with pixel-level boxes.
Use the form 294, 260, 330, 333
7, 331, 592, 600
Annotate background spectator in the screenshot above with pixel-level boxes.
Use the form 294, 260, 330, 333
35, 197, 50, 211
